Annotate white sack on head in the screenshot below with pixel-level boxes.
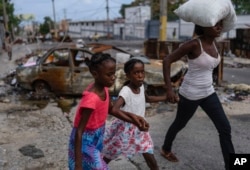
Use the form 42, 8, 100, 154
174, 0, 237, 32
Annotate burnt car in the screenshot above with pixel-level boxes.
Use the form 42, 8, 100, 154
16, 46, 95, 95
16, 44, 187, 96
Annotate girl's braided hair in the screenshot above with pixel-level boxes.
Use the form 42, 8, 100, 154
85, 52, 116, 73
124, 58, 144, 74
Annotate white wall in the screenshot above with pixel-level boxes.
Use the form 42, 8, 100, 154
68, 15, 250, 40
68, 20, 113, 39
125, 6, 151, 39
125, 6, 151, 24
168, 15, 250, 40
222, 15, 250, 38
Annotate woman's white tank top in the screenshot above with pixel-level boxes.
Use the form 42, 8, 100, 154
179, 38, 221, 100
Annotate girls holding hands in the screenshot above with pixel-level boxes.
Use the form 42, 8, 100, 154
103, 59, 166, 170
68, 53, 147, 170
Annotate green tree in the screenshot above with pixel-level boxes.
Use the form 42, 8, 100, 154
232, 0, 250, 14
39, 16, 53, 35
119, 4, 133, 18
150, 0, 187, 21
0, 0, 21, 33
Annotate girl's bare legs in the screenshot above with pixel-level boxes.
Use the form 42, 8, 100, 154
142, 153, 159, 170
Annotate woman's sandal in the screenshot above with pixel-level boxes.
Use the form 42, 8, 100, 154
160, 150, 179, 162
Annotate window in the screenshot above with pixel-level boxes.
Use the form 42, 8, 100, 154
72, 50, 92, 67
44, 49, 69, 67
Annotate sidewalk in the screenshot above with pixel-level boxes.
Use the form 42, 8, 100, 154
0, 44, 34, 77
1, 43, 249, 170
223, 56, 250, 67
109, 157, 138, 170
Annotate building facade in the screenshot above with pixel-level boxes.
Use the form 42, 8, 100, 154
67, 11, 250, 41
68, 6, 151, 40
68, 20, 114, 39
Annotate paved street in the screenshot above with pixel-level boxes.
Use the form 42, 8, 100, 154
108, 104, 250, 170
223, 66, 250, 85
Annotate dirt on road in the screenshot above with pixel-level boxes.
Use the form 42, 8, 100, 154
0, 43, 250, 170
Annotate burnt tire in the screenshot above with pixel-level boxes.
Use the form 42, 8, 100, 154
33, 80, 50, 94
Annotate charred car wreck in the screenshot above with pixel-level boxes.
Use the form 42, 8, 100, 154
16, 44, 187, 96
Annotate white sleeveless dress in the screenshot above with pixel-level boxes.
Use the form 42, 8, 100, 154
102, 85, 154, 160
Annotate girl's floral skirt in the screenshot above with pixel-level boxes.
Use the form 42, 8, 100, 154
68, 124, 109, 170
102, 119, 154, 160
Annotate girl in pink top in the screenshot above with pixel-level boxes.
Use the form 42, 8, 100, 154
68, 53, 147, 170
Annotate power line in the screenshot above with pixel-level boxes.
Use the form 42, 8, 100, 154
56, 0, 81, 12
109, 7, 121, 18
109, 0, 122, 5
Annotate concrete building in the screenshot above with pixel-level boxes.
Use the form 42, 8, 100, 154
167, 15, 250, 40
67, 10, 250, 41
67, 5, 151, 40
68, 19, 114, 39
124, 6, 151, 40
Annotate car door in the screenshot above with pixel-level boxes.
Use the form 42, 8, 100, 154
38, 48, 73, 94
70, 49, 93, 94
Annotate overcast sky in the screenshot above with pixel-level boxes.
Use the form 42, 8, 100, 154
12, 0, 133, 23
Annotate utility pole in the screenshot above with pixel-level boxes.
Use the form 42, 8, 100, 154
106, 0, 110, 38
63, 8, 67, 20
158, 0, 168, 59
52, 0, 57, 38
159, 0, 167, 41
2, 0, 8, 31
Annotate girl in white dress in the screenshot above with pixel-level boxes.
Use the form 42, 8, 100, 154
103, 58, 166, 170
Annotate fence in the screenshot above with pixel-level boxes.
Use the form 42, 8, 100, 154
230, 28, 250, 58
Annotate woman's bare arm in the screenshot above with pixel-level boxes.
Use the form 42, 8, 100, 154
163, 40, 197, 103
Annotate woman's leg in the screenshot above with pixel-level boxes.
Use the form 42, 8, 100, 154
162, 94, 199, 152
142, 153, 159, 170
200, 93, 235, 170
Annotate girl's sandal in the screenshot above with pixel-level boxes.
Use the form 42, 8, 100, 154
160, 150, 179, 162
